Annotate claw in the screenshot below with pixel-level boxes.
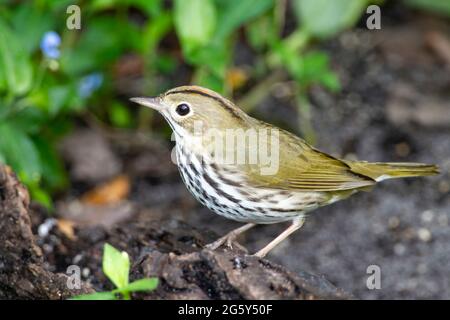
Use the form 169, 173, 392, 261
225, 237, 235, 249
205, 238, 226, 250
204, 223, 256, 252
205, 235, 248, 253
205, 233, 237, 250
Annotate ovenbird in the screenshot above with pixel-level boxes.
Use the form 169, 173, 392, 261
131, 86, 439, 258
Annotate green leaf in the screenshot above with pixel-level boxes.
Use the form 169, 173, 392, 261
272, 42, 340, 91
0, 21, 33, 95
294, 0, 369, 39
404, 0, 450, 16
48, 85, 73, 116
246, 15, 272, 51
0, 150, 5, 164
214, 0, 274, 40
102, 243, 130, 289
61, 17, 139, 75
7, 107, 47, 135
33, 136, 68, 191
115, 278, 159, 293
319, 71, 341, 92
39, 0, 74, 12
90, 0, 118, 11
11, 5, 53, 53
141, 11, 172, 54
0, 58, 5, 91
109, 102, 132, 128
174, 0, 217, 55
189, 44, 229, 78
270, 39, 303, 79
299, 52, 340, 91
29, 186, 52, 209
301, 52, 329, 74
70, 292, 117, 300
193, 67, 226, 93
129, 0, 163, 17
0, 122, 41, 185
155, 54, 177, 74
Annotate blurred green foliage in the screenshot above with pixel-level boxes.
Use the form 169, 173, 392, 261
1, 0, 444, 206
404, 0, 450, 16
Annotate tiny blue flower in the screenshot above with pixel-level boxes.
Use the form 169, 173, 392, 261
78, 73, 104, 98
40, 31, 61, 59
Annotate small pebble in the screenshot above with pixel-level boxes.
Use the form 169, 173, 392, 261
401, 228, 416, 241
373, 222, 384, 234
42, 243, 53, 253
38, 218, 57, 238
437, 214, 448, 227
406, 279, 418, 290
232, 257, 247, 270
416, 263, 427, 274
417, 228, 432, 242
82, 268, 90, 278
344, 153, 358, 161
438, 180, 450, 193
272, 82, 294, 98
68, 200, 83, 214
394, 243, 406, 256
394, 142, 410, 157
233, 257, 242, 269
421, 210, 434, 223
388, 216, 400, 229
73, 254, 83, 264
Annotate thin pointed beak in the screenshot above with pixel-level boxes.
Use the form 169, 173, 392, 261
130, 97, 164, 111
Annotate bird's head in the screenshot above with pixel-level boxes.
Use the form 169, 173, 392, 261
131, 86, 250, 140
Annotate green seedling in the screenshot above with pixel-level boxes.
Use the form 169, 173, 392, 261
72, 243, 158, 300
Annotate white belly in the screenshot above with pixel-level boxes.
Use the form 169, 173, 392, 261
175, 144, 325, 224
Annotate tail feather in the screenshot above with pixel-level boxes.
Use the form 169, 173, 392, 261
346, 161, 440, 182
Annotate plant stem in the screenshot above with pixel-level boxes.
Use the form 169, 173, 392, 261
296, 87, 316, 145
122, 291, 131, 300
274, 0, 287, 36
32, 59, 48, 93
237, 27, 312, 113
237, 69, 286, 112
267, 29, 311, 67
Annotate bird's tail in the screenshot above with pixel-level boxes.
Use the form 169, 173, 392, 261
346, 161, 439, 182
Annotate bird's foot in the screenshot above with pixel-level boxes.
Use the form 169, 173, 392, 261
205, 223, 255, 252
205, 234, 247, 252
205, 237, 226, 250
252, 248, 268, 259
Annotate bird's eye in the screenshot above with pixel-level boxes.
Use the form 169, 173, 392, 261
175, 103, 191, 116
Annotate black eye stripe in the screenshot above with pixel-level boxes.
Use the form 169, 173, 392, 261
176, 103, 190, 116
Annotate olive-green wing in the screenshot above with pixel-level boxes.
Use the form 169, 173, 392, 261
244, 127, 375, 192
280, 148, 375, 191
